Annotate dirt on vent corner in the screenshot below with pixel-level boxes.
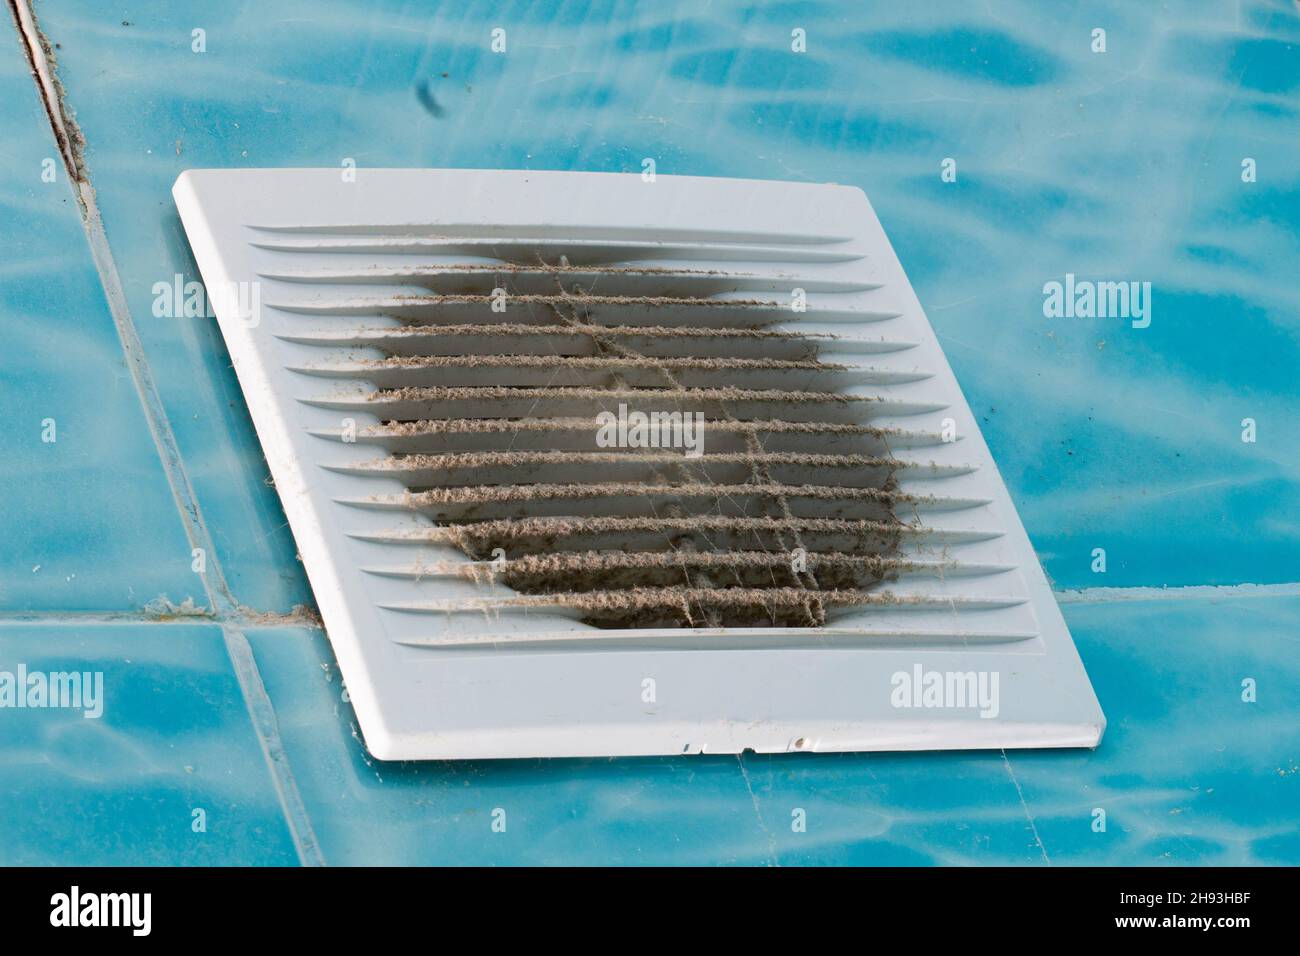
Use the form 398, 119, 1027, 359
235, 603, 323, 628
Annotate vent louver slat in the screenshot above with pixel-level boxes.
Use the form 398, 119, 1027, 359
175, 169, 1103, 759
270, 294, 898, 326
351, 516, 1002, 552
309, 419, 950, 453
328, 450, 973, 485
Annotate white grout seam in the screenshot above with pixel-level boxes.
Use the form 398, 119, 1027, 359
1054, 581, 1300, 604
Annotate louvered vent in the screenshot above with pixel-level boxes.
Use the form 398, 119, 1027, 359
175, 169, 1104, 759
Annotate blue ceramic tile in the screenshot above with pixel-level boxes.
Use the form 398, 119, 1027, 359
1003, 596, 1300, 865
0, 16, 200, 612
29, 0, 1300, 595
249, 593, 1300, 867
0, 624, 298, 864
716, 750, 1054, 866
9, 0, 1299, 867
248, 619, 768, 866
246, 627, 768, 866
246, 627, 1043, 865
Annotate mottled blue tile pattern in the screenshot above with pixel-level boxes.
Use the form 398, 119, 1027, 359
247, 627, 1041, 865
247, 593, 1300, 866
1008, 597, 1300, 865
0, 625, 299, 864
3, 0, 1297, 864
0, 16, 199, 611
30, 0, 1300, 591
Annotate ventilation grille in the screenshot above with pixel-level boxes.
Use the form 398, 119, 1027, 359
174, 169, 1104, 759
271, 226, 1003, 632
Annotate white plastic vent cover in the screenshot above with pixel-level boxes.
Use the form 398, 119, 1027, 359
174, 169, 1104, 760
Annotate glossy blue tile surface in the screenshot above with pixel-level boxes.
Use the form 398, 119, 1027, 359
246, 627, 1042, 865
1009, 596, 1300, 866
246, 593, 1300, 865
0, 624, 299, 864
4, 0, 1298, 865
28, 0, 1300, 597
0, 15, 199, 611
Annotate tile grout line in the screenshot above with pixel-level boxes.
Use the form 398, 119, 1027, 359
6, 580, 1299, 630
8, 0, 234, 613
0, 610, 323, 627
1000, 750, 1050, 865
1052, 581, 1300, 604
7, 0, 324, 867
222, 626, 324, 867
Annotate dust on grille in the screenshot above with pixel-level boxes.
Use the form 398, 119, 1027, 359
271, 230, 959, 628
